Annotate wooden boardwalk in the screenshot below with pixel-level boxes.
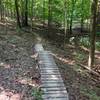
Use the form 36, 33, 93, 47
34, 44, 69, 100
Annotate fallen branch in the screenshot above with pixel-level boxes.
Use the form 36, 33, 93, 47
77, 63, 100, 77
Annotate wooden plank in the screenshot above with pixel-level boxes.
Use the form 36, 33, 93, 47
38, 51, 50, 53
39, 66, 58, 69
34, 44, 44, 51
40, 69, 60, 73
42, 94, 68, 99
42, 94, 68, 97
43, 98, 68, 100
39, 56, 53, 60
40, 63, 57, 66
42, 79, 63, 83
41, 73, 60, 75
41, 81, 64, 85
34, 44, 69, 100
40, 68, 58, 70
40, 61, 56, 65
39, 64, 57, 68
41, 74, 62, 78
43, 91, 67, 94
39, 57, 54, 60
41, 78, 63, 81
38, 60, 57, 65
41, 77, 62, 81
41, 84, 65, 88
41, 87, 67, 91
41, 79, 63, 83
39, 63, 57, 66
38, 54, 53, 57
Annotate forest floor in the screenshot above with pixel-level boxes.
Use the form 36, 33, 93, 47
0, 20, 100, 100
0, 22, 40, 100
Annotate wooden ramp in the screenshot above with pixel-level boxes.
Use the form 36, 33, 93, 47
34, 44, 69, 100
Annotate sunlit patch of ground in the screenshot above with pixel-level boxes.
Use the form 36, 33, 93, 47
51, 53, 75, 65
0, 89, 22, 100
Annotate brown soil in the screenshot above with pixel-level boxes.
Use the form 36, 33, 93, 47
0, 23, 40, 100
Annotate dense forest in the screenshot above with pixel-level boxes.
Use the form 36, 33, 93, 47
0, 0, 100, 100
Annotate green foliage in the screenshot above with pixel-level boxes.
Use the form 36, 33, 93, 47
32, 88, 43, 100
80, 37, 100, 51
75, 52, 85, 61
96, 41, 100, 51
80, 37, 90, 47
96, 32, 100, 36
2, 0, 91, 26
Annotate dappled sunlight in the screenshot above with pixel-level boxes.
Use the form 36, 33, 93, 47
44, 69, 56, 74
16, 77, 39, 87
30, 53, 38, 59
39, 60, 43, 64
0, 22, 6, 26
67, 44, 75, 49
0, 62, 11, 69
51, 53, 75, 65
0, 21, 12, 26
0, 88, 22, 100
37, 37, 42, 42
50, 75, 59, 80
35, 22, 44, 26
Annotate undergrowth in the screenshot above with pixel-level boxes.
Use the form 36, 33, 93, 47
32, 88, 43, 100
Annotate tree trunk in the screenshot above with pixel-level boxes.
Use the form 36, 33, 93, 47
24, 0, 28, 26
81, 17, 84, 32
81, 0, 84, 32
48, 0, 52, 28
0, 0, 1, 31
15, 0, 21, 28
31, 0, 34, 30
63, 0, 67, 47
69, 0, 76, 34
43, 0, 46, 26
0, 0, 4, 20
22, 0, 28, 27
88, 0, 98, 68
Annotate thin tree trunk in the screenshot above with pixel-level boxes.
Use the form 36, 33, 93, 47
0, 0, 2, 20
15, 0, 21, 28
81, 0, 84, 32
69, 14, 73, 34
21, 0, 28, 27
81, 18, 84, 32
24, 0, 28, 26
31, 0, 34, 31
0, 0, 4, 20
48, 0, 52, 28
88, 0, 98, 68
69, 0, 76, 34
63, 0, 67, 47
43, 0, 46, 26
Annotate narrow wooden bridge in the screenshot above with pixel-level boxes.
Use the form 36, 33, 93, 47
34, 44, 69, 100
